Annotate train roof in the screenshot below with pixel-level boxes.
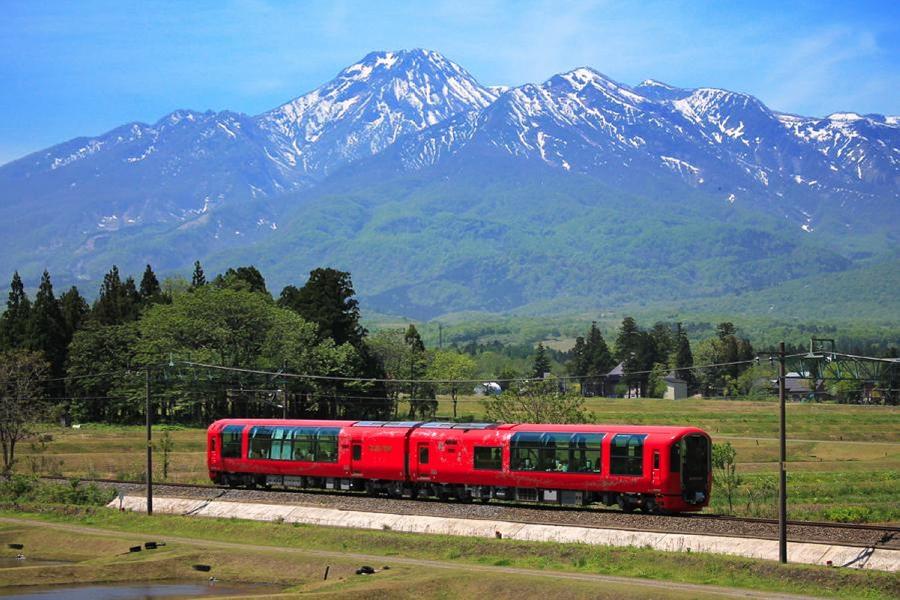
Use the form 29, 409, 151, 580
509, 423, 705, 435
208, 418, 707, 437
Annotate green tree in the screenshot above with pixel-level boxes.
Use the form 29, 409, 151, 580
646, 362, 668, 398
258, 309, 362, 418
137, 286, 274, 368
0, 272, 31, 350
483, 379, 592, 424
161, 276, 189, 298
568, 336, 586, 376
139, 264, 163, 304
190, 260, 206, 289
213, 266, 268, 296
26, 271, 67, 376
92, 266, 140, 325
583, 321, 614, 395
650, 322, 673, 364
712, 442, 742, 514
615, 317, 654, 396
58, 286, 89, 341
670, 322, 694, 388
278, 268, 365, 347
67, 323, 141, 422
404, 324, 434, 418
426, 350, 477, 419
0, 350, 49, 474
694, 323, 754, 396
531, 342, 551, 379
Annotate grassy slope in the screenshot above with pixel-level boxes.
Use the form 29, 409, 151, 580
1, 510, 897, 599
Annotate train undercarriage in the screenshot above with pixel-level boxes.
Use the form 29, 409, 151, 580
213, 471, 677, 513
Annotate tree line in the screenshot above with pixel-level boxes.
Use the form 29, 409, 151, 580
0, 264, 404, 425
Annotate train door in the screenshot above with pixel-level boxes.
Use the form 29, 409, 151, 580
651, 450, 661, 486
681, 434, 710, 504
350, 438, 363, 476
414, 442, 431, 480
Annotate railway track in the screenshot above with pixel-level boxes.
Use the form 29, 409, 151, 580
42, 477, 900, 550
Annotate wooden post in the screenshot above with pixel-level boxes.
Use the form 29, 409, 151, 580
146, 367, 153, 516
778, 342, 787, 563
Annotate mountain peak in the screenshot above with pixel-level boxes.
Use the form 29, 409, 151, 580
638, 78, 676, 89
257, 48, 497, 178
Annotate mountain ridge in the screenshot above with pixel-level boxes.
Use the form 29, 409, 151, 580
0, 48, 897, 319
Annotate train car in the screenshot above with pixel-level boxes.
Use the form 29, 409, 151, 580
206, 419, 711, 513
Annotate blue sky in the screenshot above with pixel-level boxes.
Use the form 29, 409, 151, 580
1, 0, 898, 165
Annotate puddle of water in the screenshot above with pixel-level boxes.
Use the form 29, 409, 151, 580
0, 558, 72, 569
0, 581, 278, 600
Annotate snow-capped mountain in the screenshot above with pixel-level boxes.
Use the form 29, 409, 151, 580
396, 67, 899, 228
257, 49, 497, 179
0, 49, 897, 316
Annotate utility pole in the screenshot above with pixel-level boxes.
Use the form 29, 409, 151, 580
778, 341, 787, 563
145, 367, 153, 516
438, 323, 443, 349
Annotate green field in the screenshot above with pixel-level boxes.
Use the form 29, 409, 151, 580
16, 397, 900, 523
1, 508, 897, 599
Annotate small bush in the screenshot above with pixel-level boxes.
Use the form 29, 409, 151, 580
822, 506, 874, 523
0, 475, 115, 506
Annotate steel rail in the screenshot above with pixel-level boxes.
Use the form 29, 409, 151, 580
39, 476, 900, 536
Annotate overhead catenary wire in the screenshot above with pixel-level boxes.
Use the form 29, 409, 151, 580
1, 352, 895, 391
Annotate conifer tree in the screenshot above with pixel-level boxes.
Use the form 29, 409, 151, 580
615, 316, 652, 396
278, 268, 365, 347
0, 272, 31, 350
671, 322, 694, 387
568, 336, 587, 376
139, 264, 161, 303
531, 342, 552, 379
93, 266, 140, 325
213, 266, 267, 295
26, 270, 67, 375
403, 324, 434, 418
583, 321, 614, 395
190, 260, 206, 289
585, 321, 614, 374
58, 286, 89, 341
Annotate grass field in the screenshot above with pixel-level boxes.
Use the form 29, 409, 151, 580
1, 508, 897, 599
15, 397, 899, 523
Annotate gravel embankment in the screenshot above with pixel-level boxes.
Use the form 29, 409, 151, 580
81, 480, 899, 550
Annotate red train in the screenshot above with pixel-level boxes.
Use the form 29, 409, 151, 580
206, 419, 711, 513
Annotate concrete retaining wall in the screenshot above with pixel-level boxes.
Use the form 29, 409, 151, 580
110, 495, 899, 572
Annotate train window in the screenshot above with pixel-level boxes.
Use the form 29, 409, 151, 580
419, 446, 429, 464
670, 443, 681, 473
653, 451, 660, 469
269, 427, 293, 461
248, 426, 273, 460
610, 434, 646, 476
570, 433, 603, 473
683, 436, 710, 479
510, 432, 541, 471
291, 428, 316, 461
315, 428, 339, 463
221, 425, 243, 458
352, 444, 362, 461
540, 433, 571, 472
474, 446, 502, 470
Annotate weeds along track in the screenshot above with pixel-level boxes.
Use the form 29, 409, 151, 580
45, 477, 900, 550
